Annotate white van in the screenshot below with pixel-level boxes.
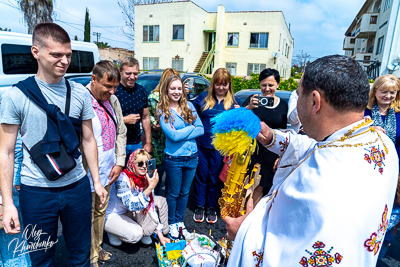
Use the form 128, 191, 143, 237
0, 31, 100, 94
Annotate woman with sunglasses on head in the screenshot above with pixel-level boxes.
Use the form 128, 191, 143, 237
156, 75, 204, 239
192, 68, 239, 224
104, 149, 170, 247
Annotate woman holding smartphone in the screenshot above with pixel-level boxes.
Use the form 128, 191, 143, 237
243, 68, 288, 206
156, 75, 204, 239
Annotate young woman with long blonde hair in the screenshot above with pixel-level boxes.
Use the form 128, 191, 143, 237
148, 68, 180, 194
156, 75, 204, 239
192, 68, 239, 223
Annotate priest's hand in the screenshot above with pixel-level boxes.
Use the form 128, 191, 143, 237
223, 198, 254, 240
257, 122, 273, 146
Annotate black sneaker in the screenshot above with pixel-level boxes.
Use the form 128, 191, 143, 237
206, 207, 218, 224
193, 206, 205, 222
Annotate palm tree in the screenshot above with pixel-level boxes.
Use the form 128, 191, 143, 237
19, 0, 54, 34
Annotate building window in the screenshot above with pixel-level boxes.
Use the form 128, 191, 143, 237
247, 63, 266, 76
143, 25, 159, 42
226, 62, 237, 75
250, 33, 269, 48
227, 33, 239, 47
364, 56, 371, 61
285, 44, 290, 58
172, 58, 183, 72
370, 16, 378, 24
143, 57, 159, 70
350, 38, 355, 44
376, 36, 384, 54
384, 0, 391, 11
278, 34, 281, 51
172, 25, 184, 40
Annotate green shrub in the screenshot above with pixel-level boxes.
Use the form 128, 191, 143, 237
228, 73, 298, 92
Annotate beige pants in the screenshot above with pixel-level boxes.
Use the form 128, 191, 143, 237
104, 211, 143, 243
133, 196, 169, 236
90, 184, 111, 264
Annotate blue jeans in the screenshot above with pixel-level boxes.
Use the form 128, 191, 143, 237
19, 177, 92, 267
0, 187, 32, 267
125, 142, 143, 166
164, 153, 198, 224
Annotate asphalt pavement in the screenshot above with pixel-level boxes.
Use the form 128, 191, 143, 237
54, 183, 227, 267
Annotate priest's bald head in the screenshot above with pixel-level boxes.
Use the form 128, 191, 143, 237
296, 55, 370, 141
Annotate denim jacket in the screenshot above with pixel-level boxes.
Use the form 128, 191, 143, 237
159, 102, 204, 156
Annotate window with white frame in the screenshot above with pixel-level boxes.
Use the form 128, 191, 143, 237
247, 63, 266, 76
227, 33, 239, 46
250, 33, 269, 48
226, 62, 237, 75
376, 36, 384, 54
143, 25, 159, 42
172, 25, 184, 40
172, 58, 184, 72
143, 57, 159, 70
278, 34, 281, 51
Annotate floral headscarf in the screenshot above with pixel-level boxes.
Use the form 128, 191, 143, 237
122, 149, 154, 214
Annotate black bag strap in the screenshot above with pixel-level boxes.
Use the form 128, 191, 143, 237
65, 79, 71, 116
88, 89, 117, 127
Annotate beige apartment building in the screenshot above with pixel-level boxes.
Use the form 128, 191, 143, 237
343, 0, 400, 77
99, 47, 134, 63
134, 1, 294, 78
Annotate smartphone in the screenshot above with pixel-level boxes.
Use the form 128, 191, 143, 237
258, 96, 274, 107
186, 78, 194, 92
148, 158, 156, 177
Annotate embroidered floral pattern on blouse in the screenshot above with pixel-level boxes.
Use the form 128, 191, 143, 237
279, 137, 289, 152
364, 145, 386, 174
252, 249, 264, 267
364, 204, 388, 255
92, 98, 116, 151
299, 241, 343, 266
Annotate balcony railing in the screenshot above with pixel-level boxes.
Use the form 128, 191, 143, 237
355, 13, 379, 38
352, 52, 373, 65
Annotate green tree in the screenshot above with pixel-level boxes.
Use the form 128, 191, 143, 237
84, 7, 90, 42
18, 0, 54, 34
96, 42, 110, 48
0, 27, 11, 32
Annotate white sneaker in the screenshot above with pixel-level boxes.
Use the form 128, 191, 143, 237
107, 232, 122, 246
176, 222, 190, 238
169, 223, 179, 239
140, 236, 152, 245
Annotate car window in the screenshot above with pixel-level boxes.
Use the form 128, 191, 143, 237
68, 77, 91, 87
194, 78, 209, 95
136, 77, 160, 96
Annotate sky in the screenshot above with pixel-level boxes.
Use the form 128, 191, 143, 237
0, 0, 367, 61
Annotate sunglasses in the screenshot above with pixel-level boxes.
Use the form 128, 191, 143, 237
135, 161, 148, 168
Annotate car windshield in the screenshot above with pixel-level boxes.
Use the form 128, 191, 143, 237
136, 76, 161, 95
67, 77, 91, 87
